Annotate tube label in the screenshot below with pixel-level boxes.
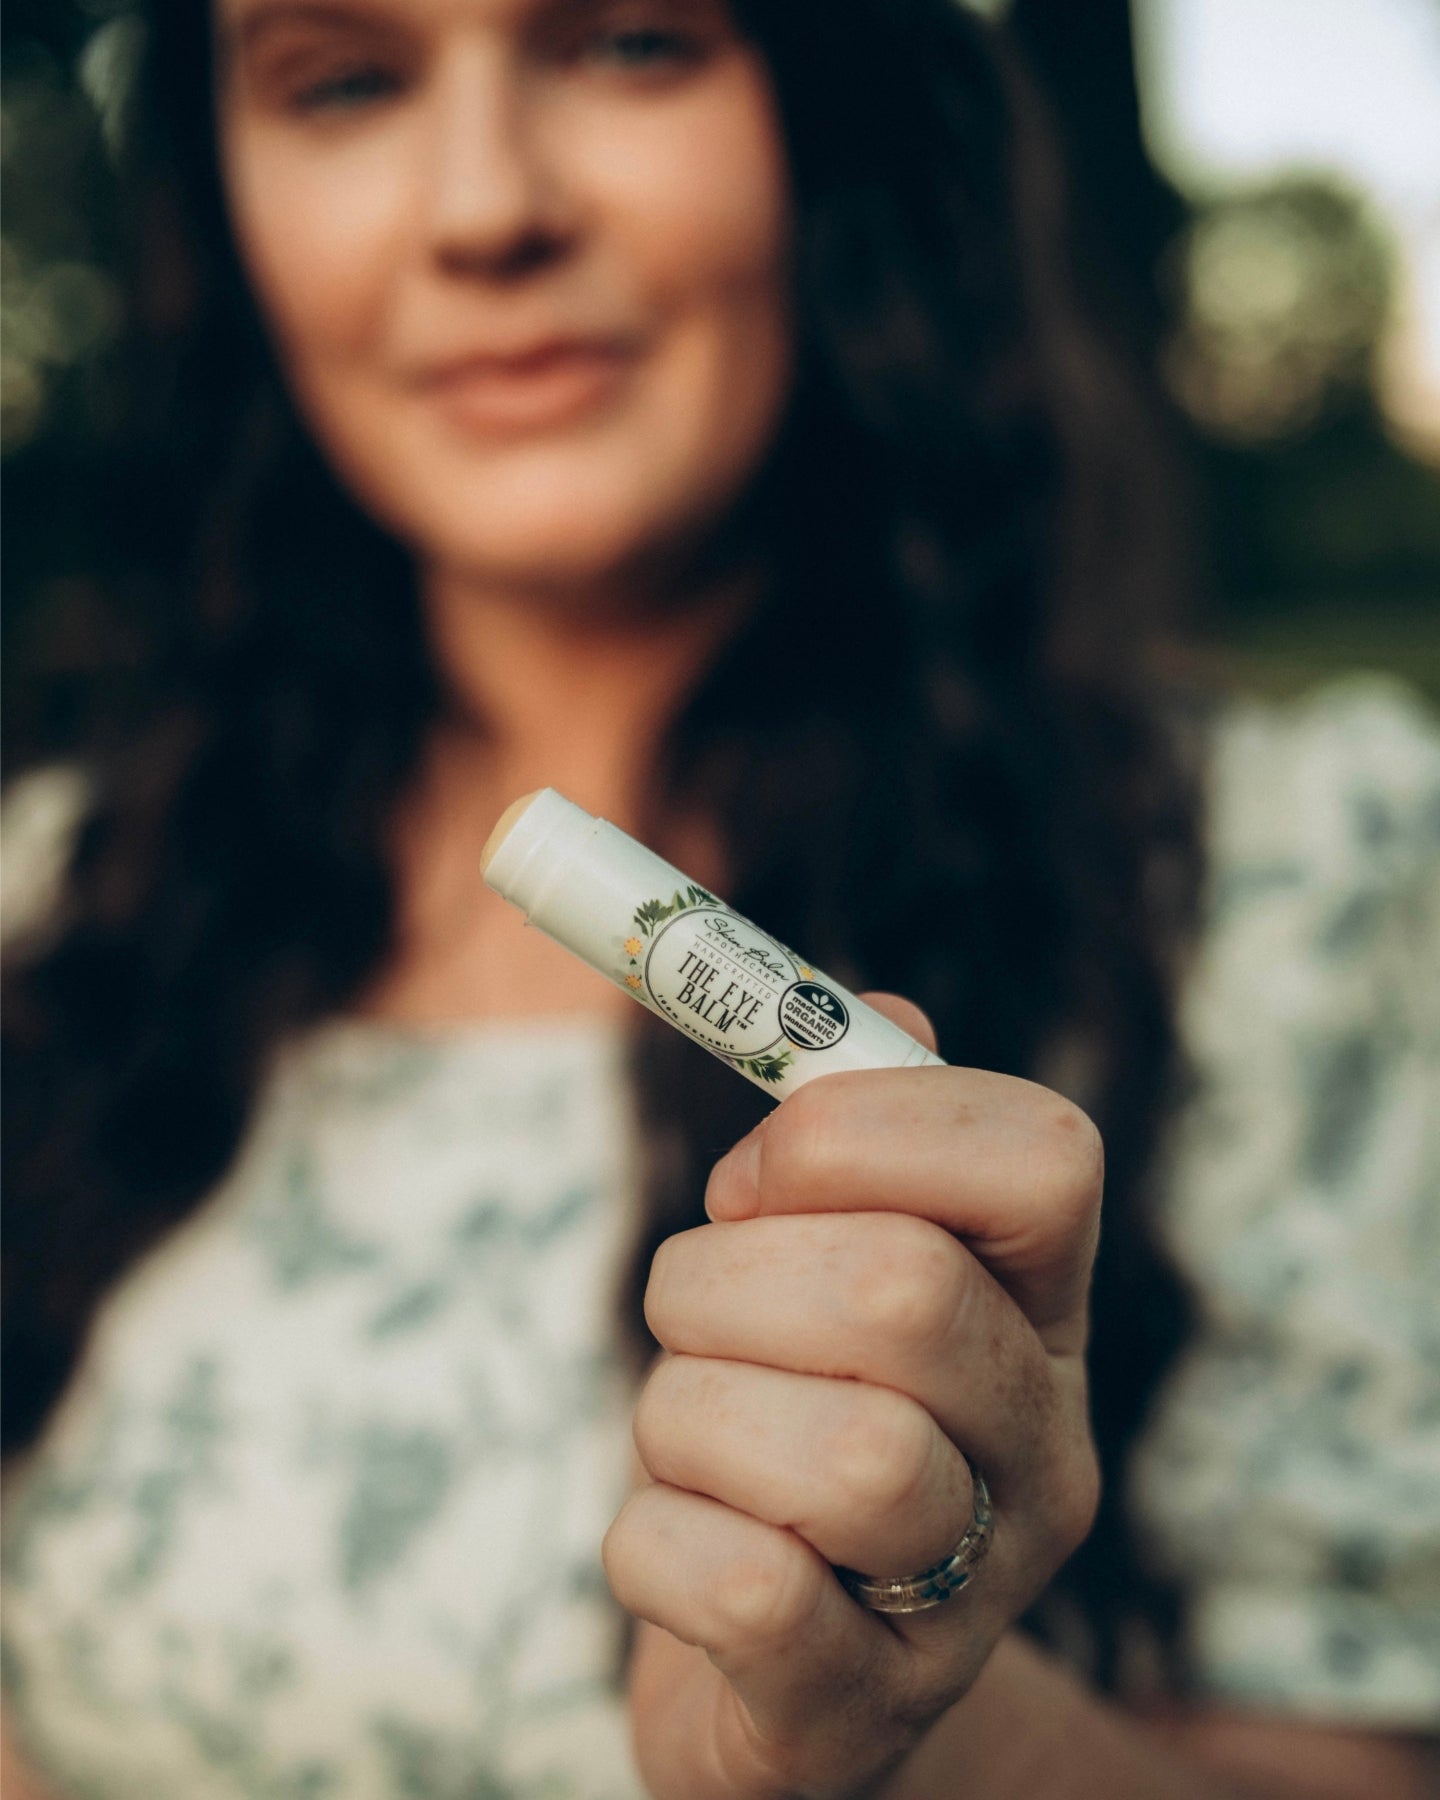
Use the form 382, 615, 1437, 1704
623, 890, 849, 1086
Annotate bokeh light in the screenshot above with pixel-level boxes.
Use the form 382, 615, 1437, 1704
1161, 176, 1394, 442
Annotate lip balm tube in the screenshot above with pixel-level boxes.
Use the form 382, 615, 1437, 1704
481, 788, 944, 1097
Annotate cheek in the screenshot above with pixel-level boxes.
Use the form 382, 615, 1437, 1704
218, 116, 412, 366
593, 64, 793, 387
582, 65, 796, 519
584, 66, 791, 308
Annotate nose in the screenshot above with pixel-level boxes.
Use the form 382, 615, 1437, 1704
423, 43, 576, 282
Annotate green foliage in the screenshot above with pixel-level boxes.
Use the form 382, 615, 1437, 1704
630, 898, 674, 936
631, 886, 719, 936
1165, 174, 1395, 444
727, 1051, 793, 1085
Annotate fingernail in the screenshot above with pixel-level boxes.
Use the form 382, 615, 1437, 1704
704, 1127, 764, 1221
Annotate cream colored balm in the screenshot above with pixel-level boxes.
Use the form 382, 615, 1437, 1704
481, 789, 945, 1096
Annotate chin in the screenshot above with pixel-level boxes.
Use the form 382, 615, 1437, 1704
387, 454, 731, 595
430, 512, 675, 591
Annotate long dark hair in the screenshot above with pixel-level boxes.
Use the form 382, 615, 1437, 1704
3, 0, 1202, 1690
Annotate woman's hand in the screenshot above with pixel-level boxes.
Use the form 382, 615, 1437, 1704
602, 995, 1104, 1800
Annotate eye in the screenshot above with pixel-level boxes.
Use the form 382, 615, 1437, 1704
590, 27, 697, 67
290, 62, 403, 113
575, 14, 712, 78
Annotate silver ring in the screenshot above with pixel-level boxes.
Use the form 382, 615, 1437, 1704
835, 1471, 994, 1614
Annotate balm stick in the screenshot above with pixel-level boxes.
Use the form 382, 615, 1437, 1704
481, 788, 944, 1097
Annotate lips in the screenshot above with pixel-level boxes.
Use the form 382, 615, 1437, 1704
417, 337, 640, 437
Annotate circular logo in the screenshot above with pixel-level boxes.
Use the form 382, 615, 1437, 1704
778, 981, 850, 1050
643, 908, 796, 1056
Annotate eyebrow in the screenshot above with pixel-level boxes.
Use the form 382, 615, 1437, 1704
221, 1, 402, 55
223, 0, 722, 51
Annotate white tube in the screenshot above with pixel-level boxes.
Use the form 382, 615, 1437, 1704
481, 788, 944, 1097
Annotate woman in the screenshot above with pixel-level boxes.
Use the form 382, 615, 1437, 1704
3, 0, 1437, 1794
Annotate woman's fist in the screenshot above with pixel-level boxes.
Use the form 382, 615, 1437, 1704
602, 996, 1102, 1800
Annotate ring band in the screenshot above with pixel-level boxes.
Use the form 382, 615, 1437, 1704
835, 1471, 994, 1614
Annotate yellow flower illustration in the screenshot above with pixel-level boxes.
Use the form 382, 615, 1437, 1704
799, 965, 814, 980
625, 973, 644, 990
624, 937, 643, 957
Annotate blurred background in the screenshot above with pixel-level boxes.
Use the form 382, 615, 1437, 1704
3, 0, 1439, 777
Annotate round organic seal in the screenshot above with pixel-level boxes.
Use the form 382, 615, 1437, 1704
778, 981, 850, 1050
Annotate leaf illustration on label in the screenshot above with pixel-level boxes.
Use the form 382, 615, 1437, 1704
727, 1050, 794, 1084
631, 886, 721, 938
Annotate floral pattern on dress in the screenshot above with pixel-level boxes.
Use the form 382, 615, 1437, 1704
2, 1022, 649, 1799
1129, 676, 1440, 1726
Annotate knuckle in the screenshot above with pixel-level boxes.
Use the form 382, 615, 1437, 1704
631, 1355, 713, 1476
599, 1500, 641, 1597
630, 1363, 676, 1470
757, 1077, 843, 1198
846, 1217, 968, 1356
641, 1239, 674, 1340
1064, 1444, 1103, 1548
1045, 1437, 1102, 1557
827, 1396, 935, 1522
642, 1227, 702, 1343
710, 1539, 823, 1649
1036, 1095, 1105, 1222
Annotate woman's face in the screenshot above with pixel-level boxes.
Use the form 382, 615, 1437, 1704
213, 0, 794, 595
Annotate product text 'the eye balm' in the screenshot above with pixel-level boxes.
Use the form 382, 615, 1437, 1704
480, 788, 944, 1097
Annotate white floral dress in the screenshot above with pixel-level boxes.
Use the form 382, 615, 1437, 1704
3, 677, 1438, 1797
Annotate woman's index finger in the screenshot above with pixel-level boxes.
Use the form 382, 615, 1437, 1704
704, 1063, 1102, 1357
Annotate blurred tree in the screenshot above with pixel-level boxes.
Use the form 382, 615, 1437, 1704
1164, 175, 1440, 623
1162, 176, 1395, 444
1007, 0, 1440, 691
1, 2, 153, 773
2, 4, 130, 452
